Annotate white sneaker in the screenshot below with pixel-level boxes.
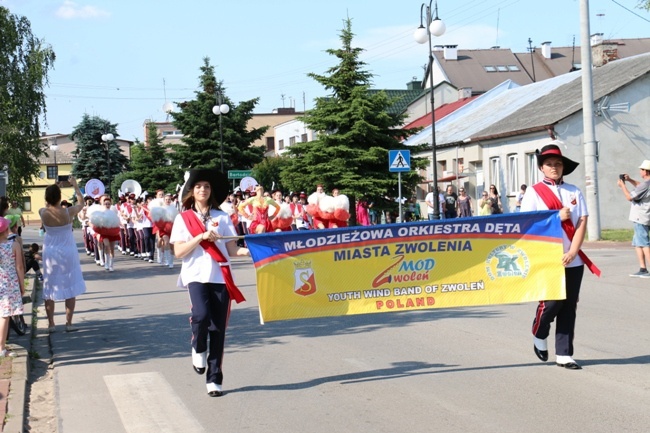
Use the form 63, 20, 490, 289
0, 349, 16, 358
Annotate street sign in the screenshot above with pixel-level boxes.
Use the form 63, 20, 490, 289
388, 150, 410, 173
228, 170, 252, 180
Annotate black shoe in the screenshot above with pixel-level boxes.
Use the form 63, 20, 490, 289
534, 345, 548, 362
193, 365, 206, 375
556, 362, 582, 370
208, 390, 224, 397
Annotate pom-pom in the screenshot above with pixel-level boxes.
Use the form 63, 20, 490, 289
89, 207, 120, 228
333, 194, 349, 211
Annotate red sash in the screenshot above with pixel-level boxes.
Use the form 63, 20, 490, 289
532, 183, 601, 277
180, 210, 246, 303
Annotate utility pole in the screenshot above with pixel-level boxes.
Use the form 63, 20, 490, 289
579, 0, 601, 240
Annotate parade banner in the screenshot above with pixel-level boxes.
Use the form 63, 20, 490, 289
246, 211, 566, 323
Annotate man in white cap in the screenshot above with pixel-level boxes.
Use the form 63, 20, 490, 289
618, 159, 650, 278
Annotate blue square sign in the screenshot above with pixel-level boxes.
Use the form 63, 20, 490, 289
388, 150, 410, 172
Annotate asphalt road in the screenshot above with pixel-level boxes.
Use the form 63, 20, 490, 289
34, 229, 650, 433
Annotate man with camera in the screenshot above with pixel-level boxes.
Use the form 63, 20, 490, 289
618, 160, 650, 278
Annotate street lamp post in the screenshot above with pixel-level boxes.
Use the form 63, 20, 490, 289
415, 0, 445, 220
101, 133, 114, 196
212, 92, 230, 173
48, 136, 58, 179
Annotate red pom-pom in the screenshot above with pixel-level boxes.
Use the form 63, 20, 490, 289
334, 209, 350, 221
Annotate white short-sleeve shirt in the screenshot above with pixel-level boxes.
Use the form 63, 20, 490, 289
169, 209, 237, 287
520, 180, 588, 267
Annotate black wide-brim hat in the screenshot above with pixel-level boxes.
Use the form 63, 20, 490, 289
536, 144, 579, 176
182, 168, 229, 204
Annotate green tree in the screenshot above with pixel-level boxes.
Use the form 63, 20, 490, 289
115, 122, 181, 195
170, 57, 267, 173
639, 1, 650, 10
251, 156, 291, 192
70, 114, 129, 197
281, 18, 426, 217
0, 7, 55, 198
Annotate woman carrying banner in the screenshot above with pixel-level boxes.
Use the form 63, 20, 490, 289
170, 168, 250, 397
521, 143, 599, 370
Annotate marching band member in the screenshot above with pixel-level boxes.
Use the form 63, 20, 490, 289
271, 190, 292, 232
237, 185, 281, 234
329, 188, 350, 228
170, 168, 250, 397
89, 195, 121, 272
78, 196, 95, 256
290, 192, 309, 230
151, 193, 178, 268
306, 184, 327, 229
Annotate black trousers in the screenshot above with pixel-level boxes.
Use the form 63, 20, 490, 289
188, 282, 230, 385
532, 265, 584, 356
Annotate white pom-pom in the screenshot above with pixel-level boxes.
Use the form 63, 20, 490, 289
165, 205, 178, 221
150, 206, 167, 222
308, 192, 321, 205
333, 194, 349, 211
276, 203, 292, 218
86, 203, 102, 219
319, 195, 335, 213
89, 208, 120, 228
149, 198, 164, 209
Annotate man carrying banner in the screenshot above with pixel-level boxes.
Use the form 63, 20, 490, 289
170, 168, 250, 397
521, 143, 599, 370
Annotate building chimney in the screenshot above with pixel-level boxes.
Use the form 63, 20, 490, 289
458, 87, 472, 99
541, 41, 552, 59
443, 45, 458, 61
590, 33, 604, 46
406, 78, 422, 91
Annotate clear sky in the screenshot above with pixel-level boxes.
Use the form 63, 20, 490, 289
4, 0, 650, 142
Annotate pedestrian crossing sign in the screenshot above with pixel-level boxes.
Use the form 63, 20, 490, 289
388, 150, 410, 172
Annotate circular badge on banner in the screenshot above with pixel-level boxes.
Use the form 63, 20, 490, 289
239, 176, 258, 193
85, 178, 105, 198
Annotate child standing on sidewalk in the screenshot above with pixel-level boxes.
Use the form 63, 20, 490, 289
24, 243, 43, 281
0, 217, 24, 357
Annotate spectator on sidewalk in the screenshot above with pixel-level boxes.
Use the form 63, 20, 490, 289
0, 217, 25, 358
618, 160, 650, 278
24, 243, 43, 281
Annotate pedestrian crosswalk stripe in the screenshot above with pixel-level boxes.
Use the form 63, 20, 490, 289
104, 372, 205, 433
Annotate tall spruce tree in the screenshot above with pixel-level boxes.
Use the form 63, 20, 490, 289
0, 7, 55, 198
70, 114, 129, 197
281, 18, 426, 214
114, 122, 181, 195
170, 57, 267, 173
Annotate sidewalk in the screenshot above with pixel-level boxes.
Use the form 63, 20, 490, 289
1, 226, 43, 433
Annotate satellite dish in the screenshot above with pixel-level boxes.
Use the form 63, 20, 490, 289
162, 101, 174, 114
39, 171, 45, 179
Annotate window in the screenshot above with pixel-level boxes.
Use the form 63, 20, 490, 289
496, 65, 508, 72
46, 166, 58, 179
507, 154, 518, 194
289, 136, 296, 146
484, 66, 497, 72
301, 133, 308, 142
507, 65, 520, 72
527, 153, 540, 185
20, 197, 32, 212
490, 157, 500, 190
266, 137, 275, 151
278, 139, 284, 150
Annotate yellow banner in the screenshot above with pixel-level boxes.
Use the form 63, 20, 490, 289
247, 212, 565, 322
